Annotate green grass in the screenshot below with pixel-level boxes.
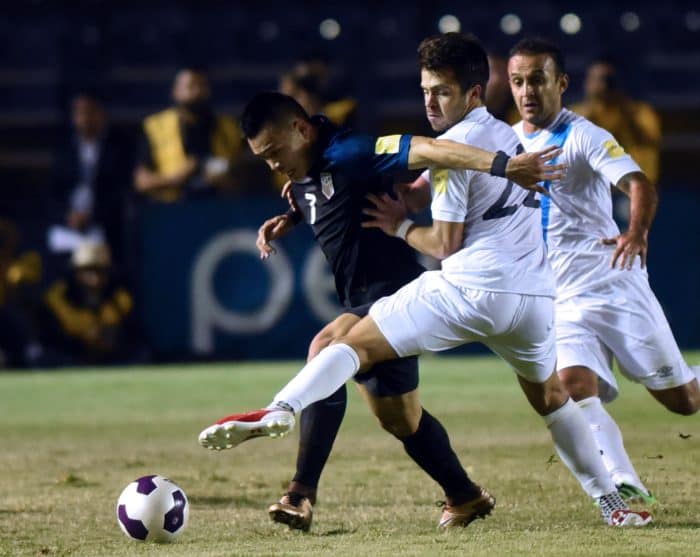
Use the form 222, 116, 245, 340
1, 354, 699, 557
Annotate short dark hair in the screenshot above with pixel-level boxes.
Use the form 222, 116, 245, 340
240, 92, 310, 139
417, 32, 489, 94
509, 38, 566, 75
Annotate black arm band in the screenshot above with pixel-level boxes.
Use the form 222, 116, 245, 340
285, 208, 303, 225
490, 150, 510, 178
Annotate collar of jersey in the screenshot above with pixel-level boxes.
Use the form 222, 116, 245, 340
462, 106, 488, 123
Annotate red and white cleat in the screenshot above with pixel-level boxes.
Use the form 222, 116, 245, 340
198, 409, 295, 450
609, 509, 653, 527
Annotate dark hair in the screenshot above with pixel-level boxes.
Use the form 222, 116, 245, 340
240, 92, 310, 139
417, 32, 489, 94
509, 38, 566, 75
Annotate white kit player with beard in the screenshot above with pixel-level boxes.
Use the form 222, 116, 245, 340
200, 33, 651, 527
513, 107, 696, 397
508, 38, 700, 504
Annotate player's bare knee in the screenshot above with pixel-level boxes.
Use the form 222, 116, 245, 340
558, 368, 598, 402
519, 372, 569, 415
376, 413, 417, 438
308, 331, 335, 360
379, 417, 414, 438
559, 380, 590, 402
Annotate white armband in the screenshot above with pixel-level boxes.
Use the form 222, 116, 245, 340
395, 218, 415, 241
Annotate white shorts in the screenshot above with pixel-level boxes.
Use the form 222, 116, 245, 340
369, 271, 556, 383
556, 272, 694, 402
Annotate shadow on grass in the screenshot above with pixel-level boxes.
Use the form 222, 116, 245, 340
0, 507, 44, 514
188, 494, 259, 508
55, 473, 97, 487
317, 528, 358, 537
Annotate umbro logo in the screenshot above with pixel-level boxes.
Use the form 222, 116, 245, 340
655, 365, 673, 378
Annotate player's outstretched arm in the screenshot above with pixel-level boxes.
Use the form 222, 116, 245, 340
256, 213, 298, 260
406, 137, 566, 192
602, 171, 658, 270
362, 193, 463, 259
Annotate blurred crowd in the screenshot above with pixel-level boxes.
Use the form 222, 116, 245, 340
0, 52, 660, 369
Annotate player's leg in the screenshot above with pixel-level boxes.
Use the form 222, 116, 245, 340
197, 312, 396, 451
646, 381, 700, 415
267, 271, 467, 415
269, 313, 361, 531
355, 360, 493, 529
596, 274, 700, 415
558, 365, 654, 503
198, 272, 476, 448
487, 293, 651, 526
556, 296, 654, 503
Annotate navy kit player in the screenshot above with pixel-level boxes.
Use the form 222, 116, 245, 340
199, 90, 566, 530
507, 38, 700, 504
199, 34, 652, 528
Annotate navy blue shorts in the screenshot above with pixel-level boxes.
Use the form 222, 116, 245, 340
343, 303, 419, 397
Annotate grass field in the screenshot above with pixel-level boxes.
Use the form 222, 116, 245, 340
1, 354, 699, 557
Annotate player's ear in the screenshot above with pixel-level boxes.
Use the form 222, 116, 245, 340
558, 73, 569, 95
470, 84, 483, 103
296, 118, 313, 141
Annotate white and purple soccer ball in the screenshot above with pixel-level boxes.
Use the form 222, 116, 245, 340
116, 475, 189, 543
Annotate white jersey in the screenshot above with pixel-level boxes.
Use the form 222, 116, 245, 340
423, 106, 555, 297
512, 109, 644, 299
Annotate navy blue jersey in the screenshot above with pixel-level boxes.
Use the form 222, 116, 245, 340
291, 116, 424, 307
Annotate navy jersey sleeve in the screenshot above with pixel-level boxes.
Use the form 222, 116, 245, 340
327, 133, 412, 176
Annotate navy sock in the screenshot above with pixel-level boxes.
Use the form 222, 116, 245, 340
401, 409, 480, 505
290, 384, 347, 502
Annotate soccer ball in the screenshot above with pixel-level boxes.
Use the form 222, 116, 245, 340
116, 475, 189, 542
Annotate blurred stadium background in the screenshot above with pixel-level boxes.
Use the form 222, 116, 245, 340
1, 0, 698, 366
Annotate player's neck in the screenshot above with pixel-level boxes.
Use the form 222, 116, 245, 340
523, 107, 563, 135
462, 99, 483, 119
303, 124, 322, 176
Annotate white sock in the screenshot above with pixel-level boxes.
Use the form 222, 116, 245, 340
692, 365, 700, 382
543, 398, 616, 499
577, 396, 649, 493
270, 343, 360, 414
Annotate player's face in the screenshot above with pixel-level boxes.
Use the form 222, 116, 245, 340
508, 54, 568, 132
420, 69, 472, 132
248, 119, 313, 182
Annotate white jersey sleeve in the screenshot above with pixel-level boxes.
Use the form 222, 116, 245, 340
429, 167, 471, 223
577, 121, 642, 186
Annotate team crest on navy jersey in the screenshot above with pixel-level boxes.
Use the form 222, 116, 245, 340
320, 173, 335, 199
